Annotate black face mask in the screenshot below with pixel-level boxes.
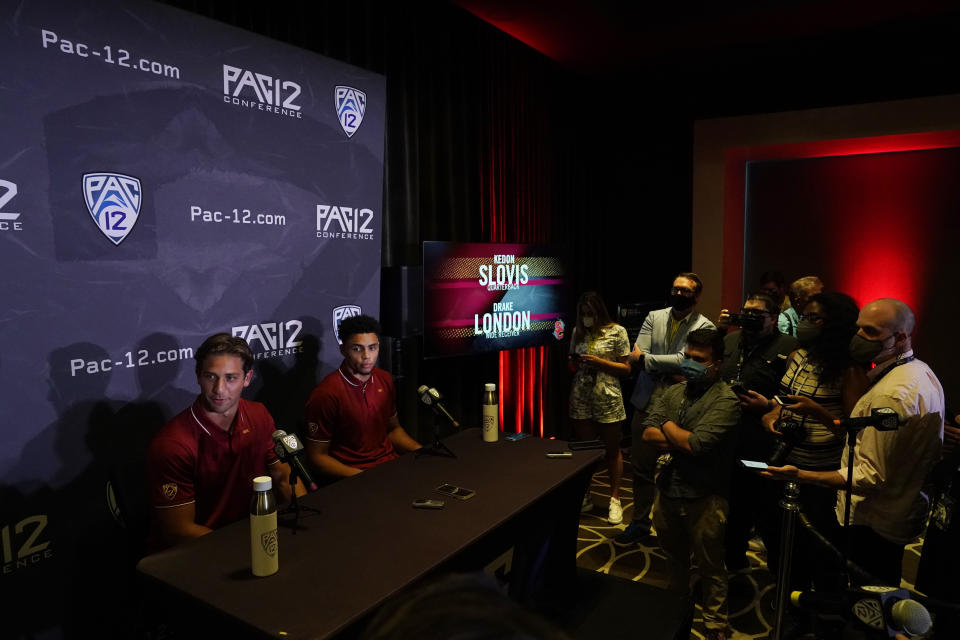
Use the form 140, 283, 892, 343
670, 294, 695, 310
796, 320, 822, 347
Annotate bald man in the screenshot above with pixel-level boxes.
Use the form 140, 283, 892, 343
764, 298, 944, 585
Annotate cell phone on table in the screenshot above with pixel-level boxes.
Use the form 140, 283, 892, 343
435, 483, 475, 500
505, 432, 531, 442
739, 459, 768, 470
774, 395, 792, 406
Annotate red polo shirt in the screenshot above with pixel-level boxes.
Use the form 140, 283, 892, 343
146, 397, 277, 548
304, 364, 399, 470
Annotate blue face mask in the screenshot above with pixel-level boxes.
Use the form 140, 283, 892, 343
680, 358, 709, 381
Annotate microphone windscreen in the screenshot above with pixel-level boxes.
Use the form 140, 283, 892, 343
891, 599, 932, 635
272, 429, 287, 439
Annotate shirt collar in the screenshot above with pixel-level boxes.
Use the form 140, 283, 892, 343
338, 362, 374, 388
190, 397, 242, 437
868, 349, 915, 381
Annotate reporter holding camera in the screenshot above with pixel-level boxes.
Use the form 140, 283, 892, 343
717, 292, 797, 570
568, 291, 631, 524
757, 292, 867, 595
762, 298, 945, 586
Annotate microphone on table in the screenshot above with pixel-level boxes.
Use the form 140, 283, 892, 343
271, 429, 318, 492
418, 385, 460, 428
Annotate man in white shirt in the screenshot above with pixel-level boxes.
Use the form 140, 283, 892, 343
764, 298, 944, 584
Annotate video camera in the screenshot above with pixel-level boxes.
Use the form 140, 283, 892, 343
727, 312, 765, 332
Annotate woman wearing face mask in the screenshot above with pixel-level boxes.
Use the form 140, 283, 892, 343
569, 291, 631, 524
759, 292, 868, 604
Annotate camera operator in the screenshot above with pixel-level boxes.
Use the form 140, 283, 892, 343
717, 292, 797, 570
763, 298, 945, 586
758, 293, 867, 602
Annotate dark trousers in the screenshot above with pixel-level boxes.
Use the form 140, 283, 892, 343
845, 525, 904, 587
629, 411, 660, 532
764, 483, 844, 592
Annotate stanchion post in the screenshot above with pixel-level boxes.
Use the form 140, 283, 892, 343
773, 480, 800, 640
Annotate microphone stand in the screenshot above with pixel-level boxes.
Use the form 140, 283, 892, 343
772, 414, 896, 639
415, 410, 457, 459
279, 464, 321, 533
840, 424, 859, 586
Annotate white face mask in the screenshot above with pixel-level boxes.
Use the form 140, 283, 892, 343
582, 316, 595, 328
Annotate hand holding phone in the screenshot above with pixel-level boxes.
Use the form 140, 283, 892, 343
739, 459, 768, 470
774, 395, 792, 406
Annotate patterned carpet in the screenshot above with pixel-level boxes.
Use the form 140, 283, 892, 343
575, 468, 924, 640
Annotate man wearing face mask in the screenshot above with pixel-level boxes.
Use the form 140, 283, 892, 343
641, 327, 741, 640
764, 298, 944, 585
717, 292, 798, 569
614, 272, 715, 547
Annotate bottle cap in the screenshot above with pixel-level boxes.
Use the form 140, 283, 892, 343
484, 383, 496, 392
253, 475, 272, 492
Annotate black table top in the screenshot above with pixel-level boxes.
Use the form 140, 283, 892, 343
137, 429, 601, 639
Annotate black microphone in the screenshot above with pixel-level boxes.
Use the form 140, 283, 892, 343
791, 586, 932, 637
833, 407, 900, 432
418, 385, 460, 428
271, 429, 318, 492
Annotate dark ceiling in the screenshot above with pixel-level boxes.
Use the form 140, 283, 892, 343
454, 0, 960, 118
454, 0, 960, 73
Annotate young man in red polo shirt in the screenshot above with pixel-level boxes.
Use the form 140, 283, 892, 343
146, 333, 302, 550
304, 315, 421, 477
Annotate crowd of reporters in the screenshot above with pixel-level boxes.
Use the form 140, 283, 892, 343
567, 271, 953, 640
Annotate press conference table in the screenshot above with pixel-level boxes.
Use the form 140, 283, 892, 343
137, 429, 601, 639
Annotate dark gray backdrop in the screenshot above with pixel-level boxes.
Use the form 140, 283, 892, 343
0, 0, 384, 635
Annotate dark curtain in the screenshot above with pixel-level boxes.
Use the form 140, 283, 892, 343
162, 0, 589, 437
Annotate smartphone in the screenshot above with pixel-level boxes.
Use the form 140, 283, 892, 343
435, 483, 476, 500
546, 450, 573, 458
568, 439, 604, 451
731, 384, 750, 396
774, 395, 792, 406
568, 353, 582, 361
412, 498, 445, 509
505, 432, 531, 442
739, 459, 769, 470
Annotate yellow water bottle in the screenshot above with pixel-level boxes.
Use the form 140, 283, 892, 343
250, 475, 278, 577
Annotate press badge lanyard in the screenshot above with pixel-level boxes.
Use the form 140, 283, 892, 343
867, 354, 915, 390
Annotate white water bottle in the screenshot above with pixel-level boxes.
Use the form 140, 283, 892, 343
482, 383, 499, 442
250, 475, 278, 577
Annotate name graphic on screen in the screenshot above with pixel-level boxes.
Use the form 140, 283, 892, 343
423, 242, 570, 358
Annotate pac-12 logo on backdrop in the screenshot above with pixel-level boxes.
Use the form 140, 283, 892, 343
335, 86, 366, 137
82, 173, 141, 245
333, 305, 362, 343
0, 179, 23, 232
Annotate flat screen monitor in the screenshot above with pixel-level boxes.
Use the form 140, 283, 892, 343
422, 241, 571, 358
